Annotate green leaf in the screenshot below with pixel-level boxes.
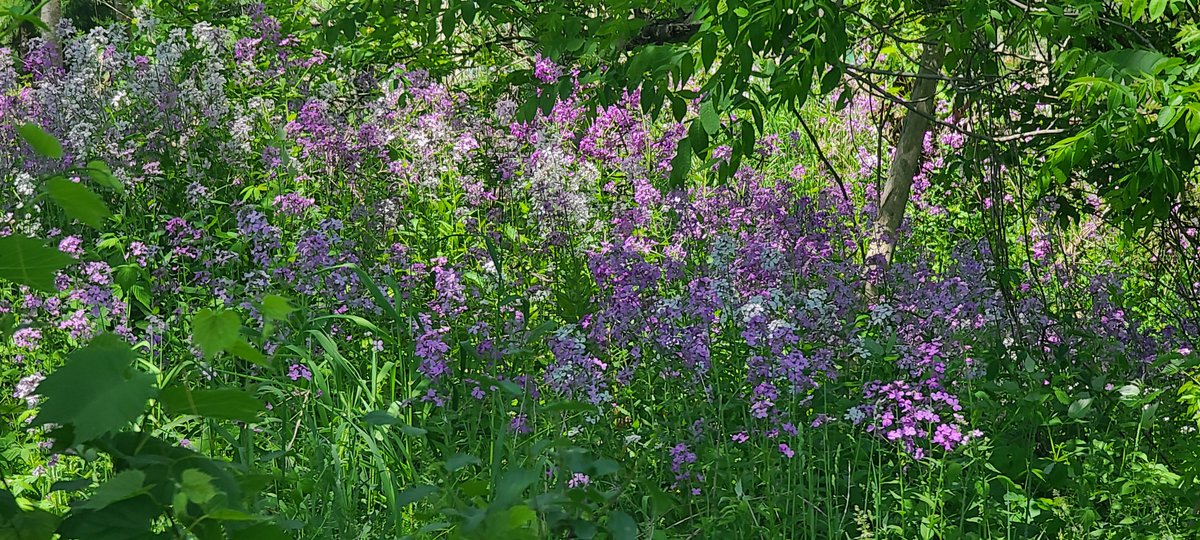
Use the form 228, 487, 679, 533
180, 469, 217, 504
1068, 397, 1093, 419
669, 137, 692, 188
86, 160, 123, 193
191, 309, 241, 358
699, 101, 720, 134
159, 387, 264, 422
363, 410, 401, 425
701, 33, 717, 71
16, 123, 63, 159
79, 471, 148, 511
444, 454, 481, 472
1148, 0, 1167, 19
46, 177, 112, 229
0, 490, 60, 540
259, 294, 296, 321
228, 339, 269, 368
206, 508, 258, 521
396, 485, 438, 506
35, 334, 156, 442
0, 235, 76, 292
606, 511, 638, 540
56, 496, 159, 540
0, 510, 58, 540
231, 523, 290, 540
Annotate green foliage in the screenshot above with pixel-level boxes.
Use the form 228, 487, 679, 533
158, 387, 265, 422
190, 308, 242, 359
45, 177, 112, 230
0, 236, 76, 293
15, 123, 62, 160
33, 334, 156, 443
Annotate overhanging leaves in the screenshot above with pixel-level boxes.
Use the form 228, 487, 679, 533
34, 334, 157, 442
16, 123, 63, 159
0, 235, 76, 292
159, 387, 265, 422
46, 177, 112, 229
191, 308, 242, 358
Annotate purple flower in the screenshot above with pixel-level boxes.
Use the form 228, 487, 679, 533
12, 327, 41, 350
778, 444, 795, 458
13, 372, 44, 408
287, 363, 313, 381
532, 53, 561, 84
567, 472, 591, 488
510, 414, 530, 434
58, 236, 84, 257
274, 193, 316, 216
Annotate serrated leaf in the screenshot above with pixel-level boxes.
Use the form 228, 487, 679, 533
34, 334, 156, 442
46, 177, 112, 229
191, 309, 241, 358
16, 123, 63, 159
79, 471, 148, 511
159, 387, 264, 422
180, 469, 217, 504
0, 235, 76, 292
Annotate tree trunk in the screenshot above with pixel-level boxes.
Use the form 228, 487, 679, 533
40, 0, 62, 40
865, 42, 946, 279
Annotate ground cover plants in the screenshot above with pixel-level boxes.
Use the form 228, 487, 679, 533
2, 2, 1200, 539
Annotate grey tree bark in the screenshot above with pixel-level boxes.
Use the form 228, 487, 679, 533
40, 0, 62, 40
865, 42, 946, 276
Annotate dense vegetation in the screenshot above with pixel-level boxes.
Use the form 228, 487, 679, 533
1, 0, 1199, 538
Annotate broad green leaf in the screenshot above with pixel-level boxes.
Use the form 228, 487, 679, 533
86, 160, 123, 193
396, 485, 437, 506
669, 137, 692, 188
0, 505, 58, 540
56, 496, 159, 540
35, 334, 156, 442
363, 410, 401, 425
16, 123, 63, 159
507, 505, 538, 528
259, 294, 296, 321
1068, 397, 1093, 419
228, 339, 269, 368
180, 469, 217, 504
206, 509, 258, 521
159, 387, 264, 422
231, 523, 290, 540
443, 454, 481, 472
191, 309, 241, 358
699, 101, 720, 134
0, 236, 76, 292
1147, 0, 1166, 19
79, 471, 148, 511
606, 511, 638, 540
46, 177, 112, 229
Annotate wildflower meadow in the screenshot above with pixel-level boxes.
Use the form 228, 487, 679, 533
1, 1, 1200, 538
